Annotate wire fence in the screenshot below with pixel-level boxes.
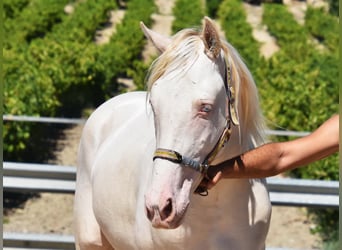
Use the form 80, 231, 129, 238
2, 114, 336, 250
3, 115, 86, 125
3, 115, 311, 137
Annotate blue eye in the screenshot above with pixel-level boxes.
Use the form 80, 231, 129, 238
201, 104, 212, 113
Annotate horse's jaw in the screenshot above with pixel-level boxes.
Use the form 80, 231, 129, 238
145, 173, 193, 229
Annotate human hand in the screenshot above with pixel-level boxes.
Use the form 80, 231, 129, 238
198, 166, 223, 190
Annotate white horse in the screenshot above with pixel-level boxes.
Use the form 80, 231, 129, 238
74, 17, 271, 250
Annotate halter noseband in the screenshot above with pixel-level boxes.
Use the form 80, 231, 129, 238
152, 58, 238, 195
153, 118, 232, 176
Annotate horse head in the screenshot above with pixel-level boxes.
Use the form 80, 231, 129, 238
141, 17, 264, 229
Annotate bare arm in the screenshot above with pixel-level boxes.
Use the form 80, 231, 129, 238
205, 115, 339, 187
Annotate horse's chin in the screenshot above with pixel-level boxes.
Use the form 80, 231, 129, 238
170, 202, 189, 229
169, 179, 192, 229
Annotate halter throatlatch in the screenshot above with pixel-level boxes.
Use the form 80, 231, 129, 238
152, 59, 238, 196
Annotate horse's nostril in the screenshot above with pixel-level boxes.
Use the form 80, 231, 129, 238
160, 198, 173, 221
146, 205, 155, 221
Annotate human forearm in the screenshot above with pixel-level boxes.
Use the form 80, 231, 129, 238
279, 114, 339, 171
207, 142, 284, 179
206, 115, 339, 182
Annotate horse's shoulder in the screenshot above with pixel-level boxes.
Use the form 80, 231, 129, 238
80, 91, 149, 150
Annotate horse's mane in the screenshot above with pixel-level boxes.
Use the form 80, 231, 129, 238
221, 41, 266, 148
146, 28, 266, 149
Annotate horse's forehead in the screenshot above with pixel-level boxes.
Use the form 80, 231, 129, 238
153, 52, 225, 96
187, 51, 225, 84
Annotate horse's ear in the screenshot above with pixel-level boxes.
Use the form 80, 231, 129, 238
140, 22, 172, 53
202, 17, 222, 59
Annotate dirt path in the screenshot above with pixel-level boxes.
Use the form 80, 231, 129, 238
4, 1, 323, 249
243, 2, 279, 58
3, 125, 82, 235
142, 0, 175, 62
267, 207, 321, 249
95, 9, 125, 45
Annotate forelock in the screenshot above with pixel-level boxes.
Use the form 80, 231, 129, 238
146, 29, 202, 91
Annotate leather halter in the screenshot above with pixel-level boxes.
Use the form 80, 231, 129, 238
152, 58, 238, 195
153, 119, 232, 177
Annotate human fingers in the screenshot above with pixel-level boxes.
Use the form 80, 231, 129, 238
207, 171, 222, 189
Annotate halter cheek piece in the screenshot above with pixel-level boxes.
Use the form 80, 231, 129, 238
152, 58, 238, 196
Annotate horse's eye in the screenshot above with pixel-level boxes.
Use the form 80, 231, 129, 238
200, 104, 212, 113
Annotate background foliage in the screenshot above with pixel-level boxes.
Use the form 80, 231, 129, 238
4, 0, 155, 159
3, 0, 339, 247
172, 0, 205, 32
